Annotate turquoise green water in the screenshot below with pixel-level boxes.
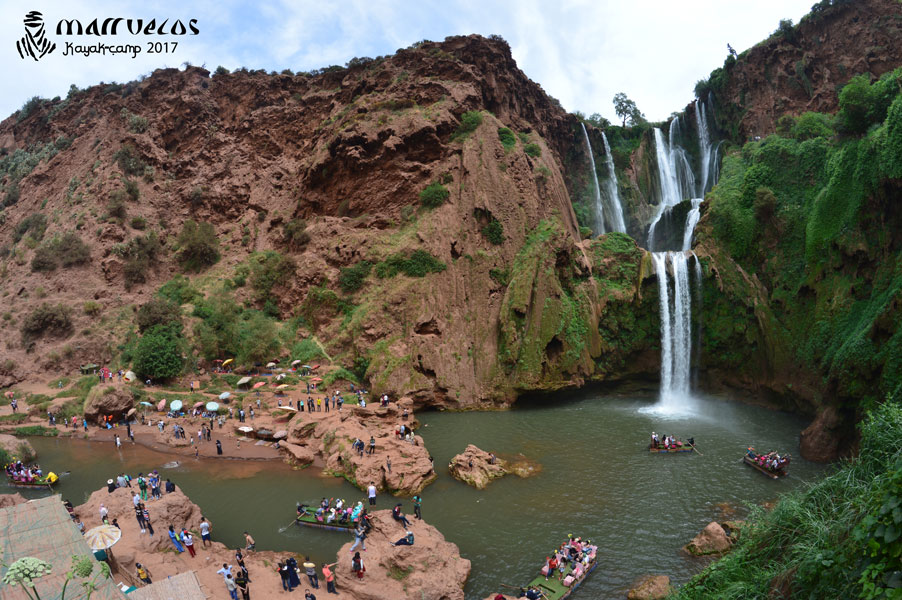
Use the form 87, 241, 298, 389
19, 389, 829, 599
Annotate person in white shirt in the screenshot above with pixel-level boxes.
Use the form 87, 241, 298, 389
367, 483, 376, 506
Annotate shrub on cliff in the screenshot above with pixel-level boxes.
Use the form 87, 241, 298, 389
451, 110, 483, 142
419, 182, 449, 208
838, 70, 902, 135
282, 219, 310, 250
292, 338, 325, 363
374, 250, 446, 278
13, 213, 46, 243
339, 261, 372, 293
113, 144, 147, 177
133, 324, 183, 380
113, 232, 162, 289
497, 127, 516, 151
482, 220, 504, 245
21, 303, 73, 343
136, 297, 182, 333
248, 251, 295, 298
176, 220, 220, 272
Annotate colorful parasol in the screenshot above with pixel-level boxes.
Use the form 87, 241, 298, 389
252, 382, 266, 389
222, 359, 234, 366
218, 392, 231, 400
156, 399, 166, 411
170, 400, 183, 411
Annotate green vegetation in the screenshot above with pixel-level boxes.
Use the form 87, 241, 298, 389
248, 251, 295, 300
837, 71, 901, 134
292, 338, 325, 363
112, 232, 162, 289
497, 127, 516, 151
482, 220, 504, 245
676, 402, 902, 600
13, 213, 47, 243
192, 295, 285, 365
338, 261, 372, 293
524, 142, 542, 157
282, 219, 310, 249
157, 274, 201, 305
374, 250, 446, 279
176, 220, 220, 272
21, 303, 73, 343
133, 324, 184, 380
612, 92, 645, 127
13, 426, 58, 437
30, 232, 90, 272
702, 72, 902, 405
419, 182, 449, 208
113, 144, 147, 176
136, 297, 182, 333
450, 110, 483, 142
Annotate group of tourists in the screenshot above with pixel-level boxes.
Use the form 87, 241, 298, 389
649, 432, 694, 449
4, 460, 46, 483
746, 448, 790, 472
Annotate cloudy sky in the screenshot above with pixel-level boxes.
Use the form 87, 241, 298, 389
0, 0, 815, 123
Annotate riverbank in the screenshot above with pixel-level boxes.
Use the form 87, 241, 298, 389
70, 483, 469, 599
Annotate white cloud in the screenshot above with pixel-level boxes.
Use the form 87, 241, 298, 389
0, 0, 816, 123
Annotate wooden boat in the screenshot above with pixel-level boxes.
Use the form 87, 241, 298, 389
293, 511, 357, 532
5, 471, 58, 490
743, 455, 788, 479
516, 538, 598, 600
648, 444, 693, 453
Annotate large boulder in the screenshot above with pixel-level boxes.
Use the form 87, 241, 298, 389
281, 442, 315, 465
336, 509, 470, 600
83, 386, 134, 423
0, 434, 35, 461
75, 484, 202, 553
0, 493, 27, 508
448, 444, 507, 489
628, 575, 672, 600
800, 405, 849, 462
684, 521, 733, 556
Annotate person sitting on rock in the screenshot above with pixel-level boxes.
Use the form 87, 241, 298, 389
390, 531, 414, 547
392, 503, 411, 528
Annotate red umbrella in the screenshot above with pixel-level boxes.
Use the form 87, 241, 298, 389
310, 377, 323, 383
214, 359, 224, 363
311, 364, 320, 370
252, 382, 266, 389
193, 401, 204, 409
156, 399, 166, 411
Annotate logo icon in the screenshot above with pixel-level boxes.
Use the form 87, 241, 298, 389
17, 11, 56, 60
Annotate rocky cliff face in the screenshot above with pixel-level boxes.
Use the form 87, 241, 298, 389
701, 0, 902, 140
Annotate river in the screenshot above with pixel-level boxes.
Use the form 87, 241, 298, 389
16, 389, 829, 599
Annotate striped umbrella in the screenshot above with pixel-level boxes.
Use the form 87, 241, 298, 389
84, 524, 122, 551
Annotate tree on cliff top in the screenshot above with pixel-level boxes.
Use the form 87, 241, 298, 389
613, 93, 645, 127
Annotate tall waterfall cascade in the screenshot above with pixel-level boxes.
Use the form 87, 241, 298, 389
580, 123, 627, 235
647, 101, 720, 407
601, 132, 627, 233
581, 123, 606, 235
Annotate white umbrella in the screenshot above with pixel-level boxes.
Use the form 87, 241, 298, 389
236, 376, 252, 386
124, 370, 136, 382
219, 392, 231, 400
276, 373, 286, 381
291, 360, 302, 366
266, 362, 276, 368
84, 524, 122, 551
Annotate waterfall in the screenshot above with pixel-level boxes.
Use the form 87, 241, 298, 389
580, 122, 605, 235
651, 251, 695, 406
647, 120, 696, 250
682, 199, 702, 251
697, 100, 712, 196
601, 132, 627, 233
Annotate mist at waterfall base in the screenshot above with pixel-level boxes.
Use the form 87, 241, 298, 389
644, 100, 720, 416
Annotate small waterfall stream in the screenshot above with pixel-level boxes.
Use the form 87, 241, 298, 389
601, 132, 627, 233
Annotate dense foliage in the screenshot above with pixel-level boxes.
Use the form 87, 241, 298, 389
176, 220, 220, 272
702, 72, 902, 404
676, 401, 902, 600
133, 324, 183, 380
419, 182, 450, 208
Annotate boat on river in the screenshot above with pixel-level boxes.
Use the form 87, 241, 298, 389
515, 537, 598, 600
648, 445, 693, 453
294, 511, 356, 532
743, 453, 789, 479
5, 471, 58, 490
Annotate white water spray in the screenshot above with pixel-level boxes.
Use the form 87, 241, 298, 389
682, 199, 703, 251
647, 120, 696, 250
601, 132, 627, 233
580, 122, 605, 235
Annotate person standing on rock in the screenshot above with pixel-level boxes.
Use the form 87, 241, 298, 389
138, 474, 148, 500
168, 525, 185, 552
351, 552, 365, 579
235, 569, 250, 600
224, 573, 238, 600
135, 563, 152, 585
413, 495, 422, 520
199, 516, 212, 547
243, 531, 255, 552
367, 482, 377, 506
368, 436, 376, 455
135, 503, 147, 533
216, 440, 223, 455
321, 562, 337, 594
386, 457, 391, 473
141, 504, 155, 536
99, 504, 108, 522
302, 556, 318, 588
349, 521, 367, 553
181, 528, 196, 557
115, 435, 121, 449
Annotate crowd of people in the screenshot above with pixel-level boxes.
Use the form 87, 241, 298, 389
4, 460, 50, 484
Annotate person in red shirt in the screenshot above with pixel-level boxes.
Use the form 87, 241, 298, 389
321, 562, 337, 594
